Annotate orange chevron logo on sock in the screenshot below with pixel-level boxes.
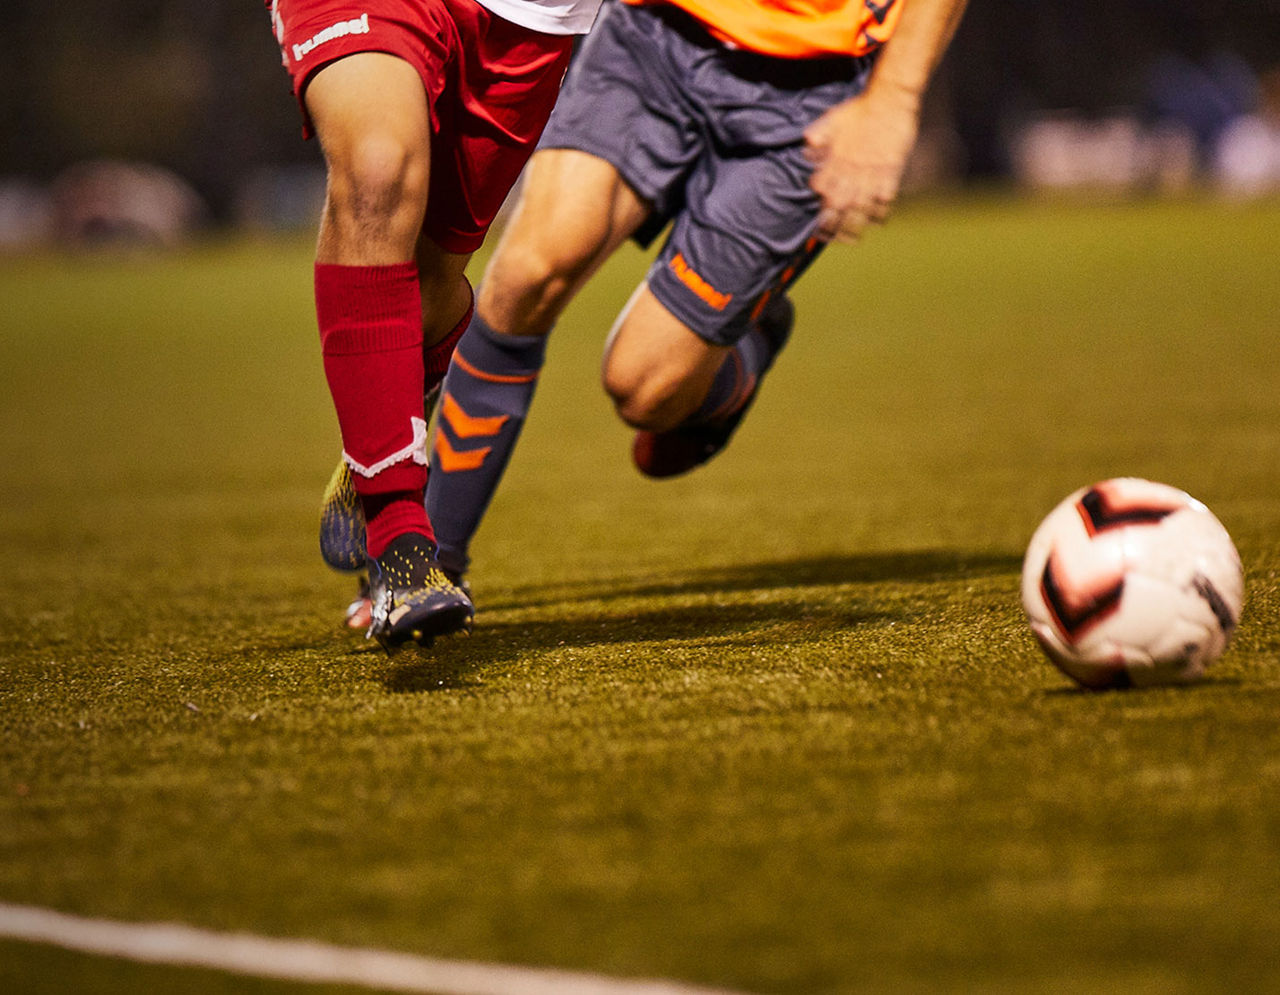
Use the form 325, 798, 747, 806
440, 392, 508, 439
433, 431, 491, 472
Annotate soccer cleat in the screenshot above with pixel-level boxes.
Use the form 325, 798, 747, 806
319, 461, 366, 573
365, 533, 474, 651
342, 569, 470, 632
633, 294, 794, 478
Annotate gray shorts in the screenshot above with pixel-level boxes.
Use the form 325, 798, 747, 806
537, 2, 876, 345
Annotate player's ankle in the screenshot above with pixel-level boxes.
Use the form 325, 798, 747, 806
361, 491, 431, 559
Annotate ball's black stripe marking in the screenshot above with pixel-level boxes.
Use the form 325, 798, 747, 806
1192, 573, 1238, 635
1040, 554, 1126, 642
1079, 487, 1178, 534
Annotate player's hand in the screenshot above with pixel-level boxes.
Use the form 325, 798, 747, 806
803, 90, 920, 243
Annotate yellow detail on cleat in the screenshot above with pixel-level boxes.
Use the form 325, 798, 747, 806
319, 459, 367, 573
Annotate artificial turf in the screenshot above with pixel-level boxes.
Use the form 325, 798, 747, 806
1, 194, 1279, 993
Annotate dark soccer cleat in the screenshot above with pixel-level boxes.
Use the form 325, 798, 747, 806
633, 294, 794, 479
319, 461, 367, 573
343, 568, 471, 632
366, 533, 474, 651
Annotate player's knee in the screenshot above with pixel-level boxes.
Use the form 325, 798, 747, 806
603, 365, 686, 432
491, 241, 563, 299
484, 239, 593, 334
326, 132, 429, 226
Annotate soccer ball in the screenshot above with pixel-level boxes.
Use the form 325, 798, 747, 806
1021, 478, 1243, 689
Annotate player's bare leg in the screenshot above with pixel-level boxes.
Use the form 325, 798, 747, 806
424, 149, 650, 580
336, 149, 645, 626
603, 285, 794, 478
307, 52, 472, 649
320, 247, 474, 631
602, 286, 729, 432
319, 240, 474, 615
479, 150, 651, 336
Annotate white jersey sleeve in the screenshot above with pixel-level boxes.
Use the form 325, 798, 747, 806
475, 0, 604, 35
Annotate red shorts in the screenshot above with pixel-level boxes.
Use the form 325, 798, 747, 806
268, 0, 573, 253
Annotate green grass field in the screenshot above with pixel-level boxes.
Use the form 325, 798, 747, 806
1, 194, 1279, 994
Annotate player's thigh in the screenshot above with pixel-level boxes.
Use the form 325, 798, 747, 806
305, 53, 432, 181
306, 53, 434, 262
477, 149, 650, 334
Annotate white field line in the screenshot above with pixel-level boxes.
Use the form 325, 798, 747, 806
0, 902, 752, 995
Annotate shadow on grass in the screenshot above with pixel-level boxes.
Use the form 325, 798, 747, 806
381, 547, 1022, 693
484, 548, 1022, 611
1040, 675, 1245, 697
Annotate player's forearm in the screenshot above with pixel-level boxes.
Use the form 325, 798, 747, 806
864, 0, 969, 113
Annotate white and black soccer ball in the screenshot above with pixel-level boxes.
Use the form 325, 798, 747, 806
1021, 478, 1243, 689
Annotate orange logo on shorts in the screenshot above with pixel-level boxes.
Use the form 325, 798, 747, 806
669, 253, 732, 312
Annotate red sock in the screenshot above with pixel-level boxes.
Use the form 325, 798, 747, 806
315, 262, 433, 558
359, 492, 432, 558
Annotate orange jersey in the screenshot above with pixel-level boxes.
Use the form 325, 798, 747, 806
623, 0, 904, 59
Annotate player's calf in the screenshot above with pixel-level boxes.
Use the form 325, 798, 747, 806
632, 295, 794, 478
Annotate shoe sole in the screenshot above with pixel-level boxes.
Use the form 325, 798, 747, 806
372, 600, 474, 652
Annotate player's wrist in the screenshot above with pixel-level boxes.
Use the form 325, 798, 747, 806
862, 73, 924, 116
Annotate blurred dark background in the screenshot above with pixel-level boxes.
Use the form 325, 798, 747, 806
1, 0, 1278, 246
